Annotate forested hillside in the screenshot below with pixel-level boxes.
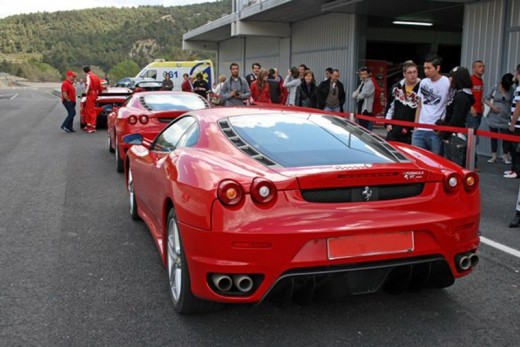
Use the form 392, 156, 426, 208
0, 0, 231, 81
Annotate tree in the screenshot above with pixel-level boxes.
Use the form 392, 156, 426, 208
0, 59, 11, 73
109, 59, 141, 82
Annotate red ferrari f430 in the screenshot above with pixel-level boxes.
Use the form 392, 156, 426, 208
123, 107, 480, 314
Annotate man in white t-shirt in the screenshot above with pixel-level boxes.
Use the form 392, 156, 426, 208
412, 54, 451, 155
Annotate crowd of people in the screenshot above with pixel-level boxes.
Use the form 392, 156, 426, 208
208, 58, 520, 176
60, 60, 520, 166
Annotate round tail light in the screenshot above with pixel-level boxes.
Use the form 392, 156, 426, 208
128, 115, 138, 125
443, 172, 462, 193
217, 180, 244, 206
250, 178, 276, 204
139, 115, 149, 124
463, 171, 479, 192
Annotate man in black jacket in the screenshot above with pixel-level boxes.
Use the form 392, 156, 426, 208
245, 63, 261, 86
317, 69, 345, 112
385, 60, 420, 143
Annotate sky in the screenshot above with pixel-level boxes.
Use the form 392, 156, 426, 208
0, 0, 218, 19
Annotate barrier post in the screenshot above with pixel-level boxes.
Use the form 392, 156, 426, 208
465, 128, 476, 171
349, 112, 355, 123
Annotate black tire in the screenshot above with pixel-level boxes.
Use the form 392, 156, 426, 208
166, 208, 223, 314
127, 168, 139, 220
115, 136, 124, 173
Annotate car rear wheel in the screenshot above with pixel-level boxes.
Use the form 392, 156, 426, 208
128, 168, 139, 220
115, 136, 124, 173
166, 208, 222, 314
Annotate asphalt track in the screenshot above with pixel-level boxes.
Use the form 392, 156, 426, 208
1, 86, 519, 346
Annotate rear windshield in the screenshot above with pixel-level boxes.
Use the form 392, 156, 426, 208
141, 93, 208, 111
227, 114, 398, 167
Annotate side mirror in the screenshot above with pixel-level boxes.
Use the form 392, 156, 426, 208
123, 133, 143, 145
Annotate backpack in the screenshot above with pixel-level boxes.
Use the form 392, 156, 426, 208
371, 76, 383, 116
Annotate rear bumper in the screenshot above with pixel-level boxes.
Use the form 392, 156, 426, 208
180, 210, 479, 303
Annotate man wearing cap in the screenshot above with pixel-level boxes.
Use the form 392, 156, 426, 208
83, 66, 103, 133
60, 71, 77, 133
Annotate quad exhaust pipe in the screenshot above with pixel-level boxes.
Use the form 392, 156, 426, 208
233, 275, 254, 293
210, 274, 254, 293
455, 252, 479, 272
211, 274, 233, 292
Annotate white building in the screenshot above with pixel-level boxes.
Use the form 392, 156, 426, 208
183, 0, 520, 155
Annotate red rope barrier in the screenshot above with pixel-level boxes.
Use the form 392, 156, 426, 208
352, 113, 520, 142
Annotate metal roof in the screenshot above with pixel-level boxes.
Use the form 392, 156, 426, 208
184, 0, 474, 43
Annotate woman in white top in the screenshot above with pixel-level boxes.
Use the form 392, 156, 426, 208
211, 74, 227, 106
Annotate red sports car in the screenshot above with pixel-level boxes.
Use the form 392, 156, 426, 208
123, 107, 480, 314
107, 91, 210, 172
80, 86, 132, 130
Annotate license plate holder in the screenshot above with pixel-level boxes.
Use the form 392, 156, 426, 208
327, 231, 414, 260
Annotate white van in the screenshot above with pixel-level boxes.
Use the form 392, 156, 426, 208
135, 59, 214, 91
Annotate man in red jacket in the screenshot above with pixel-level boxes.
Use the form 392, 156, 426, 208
83, 66, 103, 133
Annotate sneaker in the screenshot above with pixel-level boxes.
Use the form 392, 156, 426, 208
503, 172, 518, 179
87, 128, 96, 133
509, 213, 520, 228
504, 170, 513, 174
61, 126, 70, 133
487, 157, 497, 163
70, 129, 77, 133
504, 159, 512, 164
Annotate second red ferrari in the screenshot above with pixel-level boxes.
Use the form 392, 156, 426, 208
107, 91, 210, 172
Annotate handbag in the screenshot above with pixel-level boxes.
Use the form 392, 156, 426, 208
210, 95, 222, 106
483, 89, 497, 118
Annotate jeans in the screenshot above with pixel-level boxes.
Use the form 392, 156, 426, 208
61, 101, 76, 130
357, 111, 373, 131
411, 129, 443, 155
466, 114, 482, 133
324, 105, 341, 113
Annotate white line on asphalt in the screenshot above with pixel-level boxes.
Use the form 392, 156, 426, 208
480, 236, 520, 259
10, 93, 18, 100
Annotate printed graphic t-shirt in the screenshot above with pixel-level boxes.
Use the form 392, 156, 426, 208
417, 76, 450, 131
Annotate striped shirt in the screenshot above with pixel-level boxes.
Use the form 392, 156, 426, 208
512, 85, 520, 128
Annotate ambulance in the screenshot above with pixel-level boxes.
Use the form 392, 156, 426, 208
135, 59, 214, 91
